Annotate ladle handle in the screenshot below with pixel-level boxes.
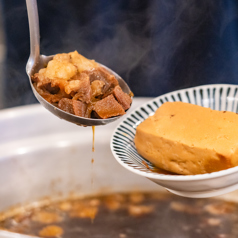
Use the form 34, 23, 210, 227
26, 0, 40, 62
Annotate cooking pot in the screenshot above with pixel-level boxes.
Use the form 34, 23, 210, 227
0, 98, 158, 213
0, 98, 238, 238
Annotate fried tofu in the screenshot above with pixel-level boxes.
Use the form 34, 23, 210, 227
134, 102, 238, 175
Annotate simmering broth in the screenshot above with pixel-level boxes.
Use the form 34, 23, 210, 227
1, 191, 238, 238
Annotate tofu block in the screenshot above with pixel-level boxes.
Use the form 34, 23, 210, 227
134, 102, 238, 175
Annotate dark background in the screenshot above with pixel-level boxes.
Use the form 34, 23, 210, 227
1, 0, 238, 109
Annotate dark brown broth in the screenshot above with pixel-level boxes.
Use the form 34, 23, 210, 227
1, 192, 238, 238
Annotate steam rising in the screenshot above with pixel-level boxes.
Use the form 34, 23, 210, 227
2, 0, 238, 108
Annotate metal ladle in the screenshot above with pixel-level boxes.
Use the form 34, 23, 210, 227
25, 0, 132, 126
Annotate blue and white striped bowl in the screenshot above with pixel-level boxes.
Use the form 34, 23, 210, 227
110, 84, 238, 198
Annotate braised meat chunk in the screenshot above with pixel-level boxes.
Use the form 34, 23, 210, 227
91, 80, 105, 98
113, 85, 132, 110
58, 98, 87, 117
32, 51, 132, 119
88, 67, 119, 94
70, 73, 91, 103
94, 95, 125, 119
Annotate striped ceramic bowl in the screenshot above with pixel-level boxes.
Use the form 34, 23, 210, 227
111, 84, 238, 198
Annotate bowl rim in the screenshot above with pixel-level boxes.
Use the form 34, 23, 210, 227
110, 83, 238, 182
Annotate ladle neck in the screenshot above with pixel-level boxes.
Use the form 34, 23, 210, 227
26, 0, 40, 62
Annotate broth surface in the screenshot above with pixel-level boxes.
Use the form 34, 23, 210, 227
1, 192, 238, 238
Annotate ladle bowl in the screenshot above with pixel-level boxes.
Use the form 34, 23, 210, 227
26, 0, 131, 126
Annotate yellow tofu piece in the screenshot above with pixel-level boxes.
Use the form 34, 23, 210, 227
134, 101, 238, 175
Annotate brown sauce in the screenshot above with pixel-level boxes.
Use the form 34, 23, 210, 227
92, 126, 95, 152
129, 91, 134, 97
1, 191, 238, 238
142, 160, 177, 175
91, 126, 95, 188
91, 158, 94, 189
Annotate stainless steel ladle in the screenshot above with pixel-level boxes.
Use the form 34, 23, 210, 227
25, 0, 132, 126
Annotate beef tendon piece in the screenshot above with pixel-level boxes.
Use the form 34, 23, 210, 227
43, 83, 60, 95
100, 67, 119, 90
32, 68, 49, 87
32, 72, 60, 95
91, 80, 105, 98
58, 98, 74, 115
65, 80, 81, 95
71, 73, 91, 103
33, 71, 68, 95
85, 102, 95, 118
94, 95, 125, 119
58, 98, 87, 117
113, 85, 132, 110
32, 51, 132, 120
72, 100, 87, 117
88, 67, 119, 93
34, 84, 68, 103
